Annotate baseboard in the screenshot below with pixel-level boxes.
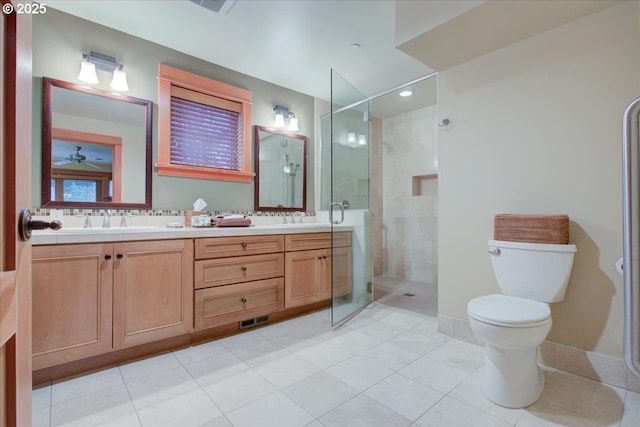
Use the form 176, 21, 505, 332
437, 314, 640, 393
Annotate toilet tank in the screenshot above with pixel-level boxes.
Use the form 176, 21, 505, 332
488, 239, 577, 303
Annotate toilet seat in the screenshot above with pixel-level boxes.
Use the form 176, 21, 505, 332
468, 294, 550, 328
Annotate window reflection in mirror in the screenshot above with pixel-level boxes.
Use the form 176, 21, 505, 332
51, 134, 120, 203
41, 77, 153, 209
254, 126, 306, 212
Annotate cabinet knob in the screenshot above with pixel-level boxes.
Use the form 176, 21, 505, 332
318, 256, 322, 260
322, 256, 327, 259
104, 254, 112, 260
241, 242, 248, 249
116, 254, 123, 259
241, 266, 247, 272
241, 297, 247, 304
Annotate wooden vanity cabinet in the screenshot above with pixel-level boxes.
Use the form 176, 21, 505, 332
194, 235, 285, 330
32, 244, 113, 370
284, 232, 352, 308
32, 239, 193, 370
113, 239, 193, 348
322, 245, 352, 300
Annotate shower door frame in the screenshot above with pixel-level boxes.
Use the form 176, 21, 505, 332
623, 95, 640, 377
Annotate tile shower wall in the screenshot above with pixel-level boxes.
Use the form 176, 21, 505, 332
382, 105, 438, 283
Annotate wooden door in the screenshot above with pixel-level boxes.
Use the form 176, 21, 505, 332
32, 244, 113, 371
284, 250, 322, 308
0, 3, 32, 426
113, 240, 193, 348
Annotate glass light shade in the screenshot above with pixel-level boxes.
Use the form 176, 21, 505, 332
274, 113, 285, 128
288, 116, 299, 132
110, 69, 129, 91
78, 61, 98, 84
358, 134, 367, 145
347, 132, 356, 143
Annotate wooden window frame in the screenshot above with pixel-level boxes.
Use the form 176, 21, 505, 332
156, 64, 254, 182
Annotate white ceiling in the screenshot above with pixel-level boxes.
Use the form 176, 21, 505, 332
46, 0, 474, 118
45, 1, 615, 118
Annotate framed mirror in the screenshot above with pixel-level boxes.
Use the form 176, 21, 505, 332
254, 125, 306, 212
41, 77, 153, 208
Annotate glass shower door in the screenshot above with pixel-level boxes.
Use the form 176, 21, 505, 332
327, 69, 372, 325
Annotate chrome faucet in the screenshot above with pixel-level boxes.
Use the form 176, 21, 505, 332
102, 209, 111, 228
120, 214, 133, 227
76, 214, 92, 228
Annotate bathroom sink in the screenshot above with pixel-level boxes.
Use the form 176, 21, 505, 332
54, 226, 164, 233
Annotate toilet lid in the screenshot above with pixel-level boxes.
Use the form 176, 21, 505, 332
468, 294, 550, 326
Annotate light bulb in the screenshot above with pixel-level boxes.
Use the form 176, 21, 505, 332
110, 69, 129, 92
358, 134, 367, 145
274, 113, 285, 128
78, 61, 98, 84
288, 116, 299, 132
347, 132, 356, 143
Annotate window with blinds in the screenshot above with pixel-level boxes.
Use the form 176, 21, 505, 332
156, 64, 254, 183
170, 86, 242, 171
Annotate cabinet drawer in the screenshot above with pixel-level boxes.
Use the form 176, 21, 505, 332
285, 231, 352, 251
195, 235, 284, 259
195, 278, 284, 329
195, 253, 284, 289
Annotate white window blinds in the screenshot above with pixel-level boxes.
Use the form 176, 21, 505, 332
169, 85, 242, 171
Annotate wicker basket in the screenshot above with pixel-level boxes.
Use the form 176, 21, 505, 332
494, 214, 569, 244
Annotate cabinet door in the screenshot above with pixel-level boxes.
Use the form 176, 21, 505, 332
284, 250, 322, 308
113, 239, 193, 348
32, 244, 113, 370
323, 246, 353, 300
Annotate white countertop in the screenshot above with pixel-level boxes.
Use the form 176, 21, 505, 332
32, 223, 353, 245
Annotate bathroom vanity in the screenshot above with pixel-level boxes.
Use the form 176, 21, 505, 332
30, 225, 352, 381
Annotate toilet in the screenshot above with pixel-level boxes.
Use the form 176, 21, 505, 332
467, 239, 577, 408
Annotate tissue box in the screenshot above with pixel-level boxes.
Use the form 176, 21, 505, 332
185, 210, 207, 227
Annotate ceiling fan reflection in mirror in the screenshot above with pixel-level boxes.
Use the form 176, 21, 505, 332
54, 146, 101, 169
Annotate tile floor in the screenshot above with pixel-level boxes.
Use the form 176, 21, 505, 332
373, 276, 437, 316
33, 292, 640, 426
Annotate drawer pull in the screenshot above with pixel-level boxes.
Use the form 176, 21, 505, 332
241, 266, 247, 272
322, 256, 327, 259
241, 297, 247, 304
318, 256, 322, 260
241, 242, 248, 249
104, 254, 112, 260
116, 254, 123, 259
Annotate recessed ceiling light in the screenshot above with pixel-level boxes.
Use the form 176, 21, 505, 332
399, 90, 413, 97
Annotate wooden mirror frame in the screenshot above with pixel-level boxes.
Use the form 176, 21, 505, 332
254, 125, 307, 212
41, 77, 153, 209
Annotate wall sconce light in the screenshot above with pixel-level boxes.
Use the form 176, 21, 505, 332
340, 131, 367, 148
273, 105, 299, 132
78, 51, 129, 92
